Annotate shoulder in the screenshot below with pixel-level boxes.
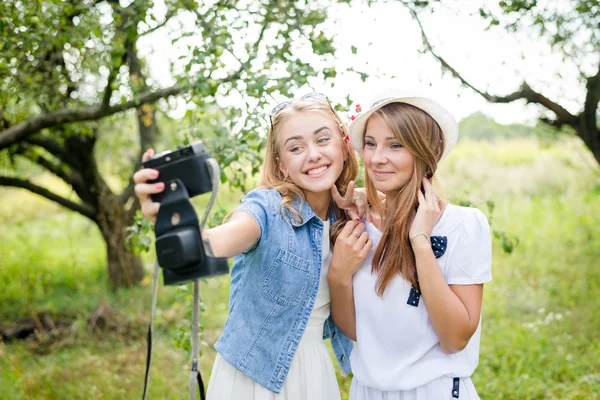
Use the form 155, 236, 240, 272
444, 204, 490, 233
241, 188, 281, 209
442, 204, 493, 283
237, 188, 283, 230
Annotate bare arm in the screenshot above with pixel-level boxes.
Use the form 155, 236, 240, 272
328, 220, 372, 341
409, 178, 484, 353
412, 238, 483, 354
203, 211, 260, 259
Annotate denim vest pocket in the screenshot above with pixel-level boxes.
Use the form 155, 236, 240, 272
263, 248, 310, 307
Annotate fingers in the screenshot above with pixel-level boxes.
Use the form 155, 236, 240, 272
133, 168, 159, 184
134, 182, 165, 196
345, 181, 355, 203
353, 231, 368, 246
142, 148, 155, 163
340, 219, 360, 238
350, 222, 366, 239
347, 209, 360, 220
358, 237, 373, 259
140, 201, 160, 224
134, 148, 161, 224
421, 177, 441, 209
354, 197, 366, 219
422, 177, 434, 201
331, 185, 344, 205
417, 187, 425, 204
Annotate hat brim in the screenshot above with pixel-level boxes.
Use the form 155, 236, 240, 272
348, 96, 459, 162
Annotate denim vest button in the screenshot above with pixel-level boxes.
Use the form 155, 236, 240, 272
341, 354, 347, 362
332, 332, 337, 339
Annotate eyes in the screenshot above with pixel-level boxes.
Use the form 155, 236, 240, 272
287, 136, 331, 153
364, 140, 404, 150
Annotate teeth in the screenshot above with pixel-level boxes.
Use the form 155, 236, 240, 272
306, 166, 328, 175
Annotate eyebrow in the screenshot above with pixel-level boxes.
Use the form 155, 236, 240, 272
284, 126, 332, 145
365, 135, 396, 141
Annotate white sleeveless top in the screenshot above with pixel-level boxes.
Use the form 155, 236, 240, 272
350, 205, 492, 391
206, 220, 340, 400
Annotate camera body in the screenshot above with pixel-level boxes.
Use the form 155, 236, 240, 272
142, 141, 229, 285
143, 142, 213, 202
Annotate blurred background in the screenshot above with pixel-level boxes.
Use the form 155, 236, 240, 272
0, 0, 598, 399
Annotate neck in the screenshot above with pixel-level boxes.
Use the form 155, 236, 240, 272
304, 190, 331, 221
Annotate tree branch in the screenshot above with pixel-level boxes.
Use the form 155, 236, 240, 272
16, 145, 85, 192
139, 9, 177, 37
0, 176, 97, 220
0, 64, 249, 151
24, 136, 81, 169
0, 84, 188, 150
400, 0, 578, 127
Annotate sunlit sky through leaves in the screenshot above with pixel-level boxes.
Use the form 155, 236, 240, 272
139, 0, 587, 126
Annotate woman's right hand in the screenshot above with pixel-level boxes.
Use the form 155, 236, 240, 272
133, 148, 165, 224
329, 220, 372, 282
331, 180, 368, 220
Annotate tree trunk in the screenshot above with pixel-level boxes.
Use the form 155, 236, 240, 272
96, 183, 144, 289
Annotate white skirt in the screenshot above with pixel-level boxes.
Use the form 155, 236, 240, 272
206, 325, 341, 400
350, 376, 480, 400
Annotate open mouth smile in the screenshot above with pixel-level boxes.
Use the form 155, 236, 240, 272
304, 164, 331, 176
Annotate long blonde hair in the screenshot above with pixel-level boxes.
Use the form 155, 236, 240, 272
260, 99, 359, 241
365, 102, 445, 296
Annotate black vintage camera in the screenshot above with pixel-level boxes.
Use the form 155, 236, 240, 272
142, 141, 229, 285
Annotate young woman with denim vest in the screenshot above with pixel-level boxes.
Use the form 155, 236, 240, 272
328, 92, 492, 400
133, 94, 373, 399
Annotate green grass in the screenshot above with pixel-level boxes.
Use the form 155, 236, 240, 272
1, 137, 599, 399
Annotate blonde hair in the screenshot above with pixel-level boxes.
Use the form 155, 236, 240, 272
260, 99, 359, 242
365, 102, 445, 296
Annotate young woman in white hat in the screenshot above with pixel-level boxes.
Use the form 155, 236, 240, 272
328, 92, 492, 399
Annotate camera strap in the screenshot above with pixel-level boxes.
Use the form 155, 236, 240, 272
190, 279, 206, 400
142, 264, 206, 400
142, 262, 160, 400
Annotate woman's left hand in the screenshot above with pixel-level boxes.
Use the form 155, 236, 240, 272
409, 177, 442, 242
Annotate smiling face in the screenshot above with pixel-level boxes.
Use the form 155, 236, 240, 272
276, 110, 347, 196
363, 114, 415, 198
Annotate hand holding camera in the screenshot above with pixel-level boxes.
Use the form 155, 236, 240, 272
133, 141, 229, 285
133, 148, 163, 224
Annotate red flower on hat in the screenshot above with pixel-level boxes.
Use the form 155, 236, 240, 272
355, 104, 362, 113
350, 115, 357, 121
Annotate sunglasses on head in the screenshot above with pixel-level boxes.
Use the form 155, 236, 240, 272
268, 92, 333, 125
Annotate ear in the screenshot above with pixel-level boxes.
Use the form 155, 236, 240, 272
278, 158, 287, 175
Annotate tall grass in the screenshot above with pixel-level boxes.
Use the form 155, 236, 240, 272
1, 137, 599, 399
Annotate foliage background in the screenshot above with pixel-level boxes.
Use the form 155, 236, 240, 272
2, 116, 599, 399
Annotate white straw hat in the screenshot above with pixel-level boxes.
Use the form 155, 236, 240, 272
348, 90, 459, 162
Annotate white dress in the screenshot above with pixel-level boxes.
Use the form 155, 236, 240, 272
206, 220, 340, 400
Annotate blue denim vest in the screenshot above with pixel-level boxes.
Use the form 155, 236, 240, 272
214, 188, 353, 393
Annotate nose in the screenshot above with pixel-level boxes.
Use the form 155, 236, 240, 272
370, 146, 387, 165
306, 143, 323, 163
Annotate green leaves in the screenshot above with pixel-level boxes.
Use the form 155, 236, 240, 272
310, 31, 336, 56
125, 210, 153, 256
